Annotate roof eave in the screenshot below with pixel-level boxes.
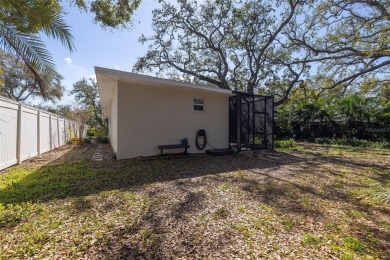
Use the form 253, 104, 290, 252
95, 66, 235, 117
95, 66, 234, 95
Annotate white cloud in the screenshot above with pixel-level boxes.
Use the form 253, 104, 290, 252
114, 65, 120, 70
64, 57, 72, 65
58, 59, 94, 104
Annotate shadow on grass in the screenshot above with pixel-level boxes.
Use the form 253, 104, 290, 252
1, 143, 389, 258
1, 145, 388, 208
297, 148, 390, 171
0, 148, 304, 205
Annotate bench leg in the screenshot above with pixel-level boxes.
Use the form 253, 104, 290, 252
160, 149, 163, 156
184, 147, 187, 155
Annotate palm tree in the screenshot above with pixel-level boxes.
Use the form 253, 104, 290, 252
337, 94, 372, 138
290, 98, 334, 139
0, 0, 75, 97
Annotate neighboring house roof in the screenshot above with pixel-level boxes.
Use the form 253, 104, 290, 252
95, 67, 234, 117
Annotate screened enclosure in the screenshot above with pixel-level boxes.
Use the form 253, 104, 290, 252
229, 92, 274, 150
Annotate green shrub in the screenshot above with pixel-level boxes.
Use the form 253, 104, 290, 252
87, 128, 95, 137
275, 138, 296, 148
337, 138, 370, 147
83, 136, 91, 144
98, 137, 109, 143
314, 137, 332, 144
370, 141, 390, 149
67, 138, 81, 145
95, 127, 109, 143
314, 137, 390, 149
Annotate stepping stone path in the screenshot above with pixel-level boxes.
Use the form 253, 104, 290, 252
92, 144, 103, 161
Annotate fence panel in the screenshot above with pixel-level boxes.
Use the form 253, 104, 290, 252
0, 96, 88, 171
65, 120, 71, 140
0, 99, 18, 170
51, 116, 59, 149
40, 112, 51, 153
83, 125, 88, 138
58, 117, 65, 146
21, 106, 38, 161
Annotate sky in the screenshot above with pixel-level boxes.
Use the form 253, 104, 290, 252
40, 0, 161, 106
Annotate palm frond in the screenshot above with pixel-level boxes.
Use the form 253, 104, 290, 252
0, 2, 75, 99
41, 12, 76, 52
0, 22, 55, 95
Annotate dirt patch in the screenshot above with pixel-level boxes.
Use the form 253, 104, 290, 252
0, 142, 114, 175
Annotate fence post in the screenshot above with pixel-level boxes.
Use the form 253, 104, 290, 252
62, 119, 65, 144
49, 114, 52, 151
16, 104, 22, 164
236, 93, 241, 152
66, 121, 68, 140
57, 116, 60, 147
64, 121, 66, 142
37, 110, 41, 155
64, 119, 66, 144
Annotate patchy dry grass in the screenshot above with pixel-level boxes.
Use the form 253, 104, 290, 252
0, 143, 389, 259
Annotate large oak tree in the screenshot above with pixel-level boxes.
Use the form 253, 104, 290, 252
134, 0, 389, 106
134, 0, 308, 106
288, 0, 390, 95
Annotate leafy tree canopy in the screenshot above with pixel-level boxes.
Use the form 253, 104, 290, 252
134, 0, 308, 106
0, 51, 64, 102
1, 0, 62, 33
288, 0, 390, 95
75, 0, 142, 28
0, 0, 140, 100
275, 78, 390, 140
134, 0, 389, 106
37, 104, 73, 117
1, 0, 141, 30
70, 78, 105, 128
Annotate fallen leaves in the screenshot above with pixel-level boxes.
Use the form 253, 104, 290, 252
0, 143, 389, 258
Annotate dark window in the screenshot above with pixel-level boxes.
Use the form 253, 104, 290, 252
194, 98, 204, 111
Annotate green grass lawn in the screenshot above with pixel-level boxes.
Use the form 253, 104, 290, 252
0, 144, 389, 259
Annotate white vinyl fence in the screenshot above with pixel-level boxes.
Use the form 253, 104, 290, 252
0, 96, 87, 171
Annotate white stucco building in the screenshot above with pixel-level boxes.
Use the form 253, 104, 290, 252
95, 67, 274, 159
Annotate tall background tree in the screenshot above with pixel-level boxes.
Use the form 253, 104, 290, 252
274, 77, 390, 141
67, 106, 91, 139
134, 0, 389, 106
134, 0, 308, 106
70, 78, 105, 128
0, 51, 64, 102
288, 0, 389, 95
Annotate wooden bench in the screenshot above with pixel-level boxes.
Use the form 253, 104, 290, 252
158, 144, 190, 156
